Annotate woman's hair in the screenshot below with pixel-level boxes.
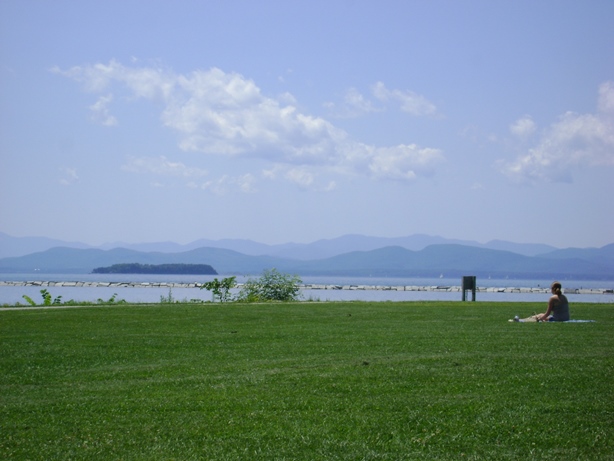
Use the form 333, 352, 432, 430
551, 281, 562, 295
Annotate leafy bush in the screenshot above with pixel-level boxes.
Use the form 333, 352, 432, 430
236, 269, 302, 302
201, 276, 237, 302
159, 288, 175, 304
18, 291, 125, 307
22, 289, 62, 306
21, 295, 36, 306
96, 293, 126, 305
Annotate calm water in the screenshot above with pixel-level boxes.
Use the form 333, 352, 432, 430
1, 273, 613, 305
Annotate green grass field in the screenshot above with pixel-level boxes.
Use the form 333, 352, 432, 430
1, 301, 612, 460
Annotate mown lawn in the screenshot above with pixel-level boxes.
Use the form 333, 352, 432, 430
1, 301, 612, 460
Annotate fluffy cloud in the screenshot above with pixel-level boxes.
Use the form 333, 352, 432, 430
598, 81, 614, 113
59, 167, 79, 186
502, 82, 614, 182
188, 173, 257, 195
367, 144, 444, 180
121, 156, 208, 178
326, 83, 438, 119
509, 115, 536, 138
262, 164, 337, 191
89, 94, 117, 126
371, 82, 437, 116
324, 87, 381, 118
54, 61, 444, 186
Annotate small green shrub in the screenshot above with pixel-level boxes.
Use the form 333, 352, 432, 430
97, 293, 126, 305
159, 288, 175, 304
21, 295, 36, 306
201, 276, 237, 302
22, 289, 63, 306
236, 268, 302, 302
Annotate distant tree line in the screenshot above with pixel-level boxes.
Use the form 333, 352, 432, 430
92, 263, 217, 275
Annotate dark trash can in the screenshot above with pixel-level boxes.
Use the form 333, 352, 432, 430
462, 276, 476, 301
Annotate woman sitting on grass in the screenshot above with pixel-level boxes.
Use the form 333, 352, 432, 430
513, 281, 570, 322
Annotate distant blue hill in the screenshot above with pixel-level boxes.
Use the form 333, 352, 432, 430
0, 232, 559, 259
0, 244, 612, 280
291, 245, 613, 279
0, 246, 290, 275
0, 232, 90, 259
539, 243, 614, 268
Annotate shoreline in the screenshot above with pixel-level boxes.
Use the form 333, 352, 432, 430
0, 280, 611, 295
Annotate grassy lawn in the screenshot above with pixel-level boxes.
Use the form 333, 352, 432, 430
1, 301, 612, 460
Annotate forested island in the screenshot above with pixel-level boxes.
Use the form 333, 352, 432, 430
92, 263, 217, 275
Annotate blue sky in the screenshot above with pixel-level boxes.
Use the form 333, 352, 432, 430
1, 0, 613, 248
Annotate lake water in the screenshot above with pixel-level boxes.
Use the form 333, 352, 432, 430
1, 273, 613, 305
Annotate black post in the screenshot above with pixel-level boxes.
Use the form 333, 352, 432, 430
462, 276, 476, 301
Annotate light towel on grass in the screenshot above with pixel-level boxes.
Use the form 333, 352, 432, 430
509, 318, 595, 323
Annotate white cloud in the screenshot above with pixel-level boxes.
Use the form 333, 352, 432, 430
509, 115, 536, 138
55, 61, 445, 185
598, 81, 614, 113
59, 167, 79, 186
327, 82, 437, 119
121, 156, 208, 178
367, 144, 444, 181
89, 94, 117, 126
372, 81, 437, 116
459, 124, 499, 144
262, 164, 338, 191
189, 173, 257, 195
502, 81, 614, 182
284, 167, 314, 188
236, 173, 257, 193
345, 88, 378, 114
325, 87, 381, 118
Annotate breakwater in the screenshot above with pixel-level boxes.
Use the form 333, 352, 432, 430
0, 280, 610, 295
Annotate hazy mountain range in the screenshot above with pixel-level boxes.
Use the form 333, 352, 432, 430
0, 232, 558, 259
1, 232, 613, 280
